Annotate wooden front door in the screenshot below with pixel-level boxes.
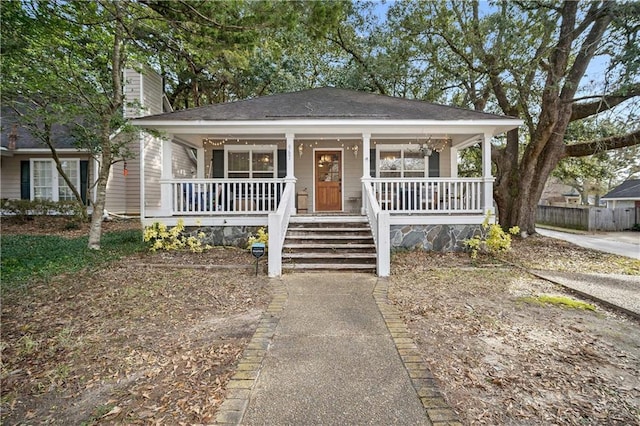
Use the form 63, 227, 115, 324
315, 151, 342, 211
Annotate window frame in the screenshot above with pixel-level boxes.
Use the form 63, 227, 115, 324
375, 145, 428, 178
30, 158, 81, 201
224, 145, 277, 179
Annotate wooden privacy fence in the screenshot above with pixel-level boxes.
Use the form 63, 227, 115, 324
536, 205, 638, 231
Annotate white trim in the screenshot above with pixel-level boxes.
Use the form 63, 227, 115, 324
139, 133, 145, 219
132, 120, 522, 139
223, 144, 278, 179
312, 148, 344, 212
388, 215, 489, 225
29, 158, 81, 201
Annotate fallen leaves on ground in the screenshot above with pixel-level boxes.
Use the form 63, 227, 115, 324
1, 245, 270, 425
391, 239, 640, 425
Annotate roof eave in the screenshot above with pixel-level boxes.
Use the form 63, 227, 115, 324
132, 118, 523, 137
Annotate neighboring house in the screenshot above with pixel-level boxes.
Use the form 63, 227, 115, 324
602, 179, 640, 209
539, 177, 582, 206
0, 108, 93, 205
0, 68, 194, 217
133, 88, 522, 276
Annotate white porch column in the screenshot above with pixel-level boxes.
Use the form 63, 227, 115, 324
286, 132, 295, 178
361, 132, 371, 214
196, 147, 205, 178
481, 133, 494, 217
160, 136, 174, 215
450, 146, 459, 178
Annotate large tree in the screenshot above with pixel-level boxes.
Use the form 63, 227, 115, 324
336, 0, 640, 233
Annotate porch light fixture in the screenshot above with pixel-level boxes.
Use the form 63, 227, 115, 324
420, 136, 450, 154
352, 144, 359, 158
298, 143, 304, 158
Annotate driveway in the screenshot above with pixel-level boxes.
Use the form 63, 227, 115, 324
536, 228, 640, 259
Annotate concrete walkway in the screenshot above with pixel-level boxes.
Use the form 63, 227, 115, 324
215, 273, 459, 425
536, 228, 640, 259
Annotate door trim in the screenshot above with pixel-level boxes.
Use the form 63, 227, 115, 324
312, 148, 344, 212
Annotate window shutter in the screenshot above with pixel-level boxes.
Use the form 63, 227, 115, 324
370, 149, 376, 177
20, 161, 30, 199
211, 150, 224, 178
428, 152, 440, 177
80, 160, 89, 204
277, 150, 286, 178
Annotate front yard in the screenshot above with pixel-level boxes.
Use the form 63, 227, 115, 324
1, 217, 639, 424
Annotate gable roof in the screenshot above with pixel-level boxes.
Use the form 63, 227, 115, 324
134, 87, 518, 122
602, 179, 640, 200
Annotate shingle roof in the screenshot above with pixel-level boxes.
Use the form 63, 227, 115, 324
602, 179, 640, 200
134, 87, 517, 122
0, 106, 78, 149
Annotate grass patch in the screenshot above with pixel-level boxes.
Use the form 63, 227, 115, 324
519, 294, 596, 311
1, 230, 144, 292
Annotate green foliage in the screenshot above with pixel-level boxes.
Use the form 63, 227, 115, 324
143, 219, 211, 253
1, 230, 144, 292
465, 212, 520, 259
247, 227, 268, 250
1, 199, 87, 223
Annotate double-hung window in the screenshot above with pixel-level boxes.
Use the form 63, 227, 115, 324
225, 145, 277, 179
376, 145, 427, 178
30, 159, 80, 201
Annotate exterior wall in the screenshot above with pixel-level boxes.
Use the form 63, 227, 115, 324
1, 152, 93, 201
1, 155, 21, 199
110, 67, 163, 215
143, 134, 162, 210
172, 143, 196, 178
605, 200, 635, 209
294, 143, 362, 213
390, 224, 481, 252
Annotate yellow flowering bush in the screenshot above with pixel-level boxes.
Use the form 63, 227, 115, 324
465, 212, 520, 259
247, 227, 268, 250
143, 219, 212, 253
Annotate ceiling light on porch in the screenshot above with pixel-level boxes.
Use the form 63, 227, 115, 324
422, 136, 451, 154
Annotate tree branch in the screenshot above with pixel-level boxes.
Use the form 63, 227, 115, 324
570, 84, 640, 121
563, 130, 640, 157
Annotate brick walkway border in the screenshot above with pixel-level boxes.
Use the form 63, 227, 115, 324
214, 280, 287, 425
373, 278, 462, 426
215, 277, 461, 425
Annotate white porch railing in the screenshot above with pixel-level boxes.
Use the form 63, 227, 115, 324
362, 180, 390, 277
369, 178, 483, 213
170, 179, 285, 215
268, 180, 296, 277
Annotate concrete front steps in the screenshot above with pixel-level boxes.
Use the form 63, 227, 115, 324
282, 215, 377, 273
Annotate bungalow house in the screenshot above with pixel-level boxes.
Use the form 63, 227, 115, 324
133, 88, 522, 277
0, 68, 194, 217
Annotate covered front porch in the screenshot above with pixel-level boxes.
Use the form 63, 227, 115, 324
133, 87, 522, 277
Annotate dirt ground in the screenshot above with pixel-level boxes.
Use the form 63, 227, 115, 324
390, 237, 640, 425
2, 219, 640, 425
1, 218, 270, 425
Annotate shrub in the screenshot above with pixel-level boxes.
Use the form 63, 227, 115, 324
247, 227, 268, 250
1, 199, 87, 223
465, 212, 520, 259
143, 219, 211, 253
